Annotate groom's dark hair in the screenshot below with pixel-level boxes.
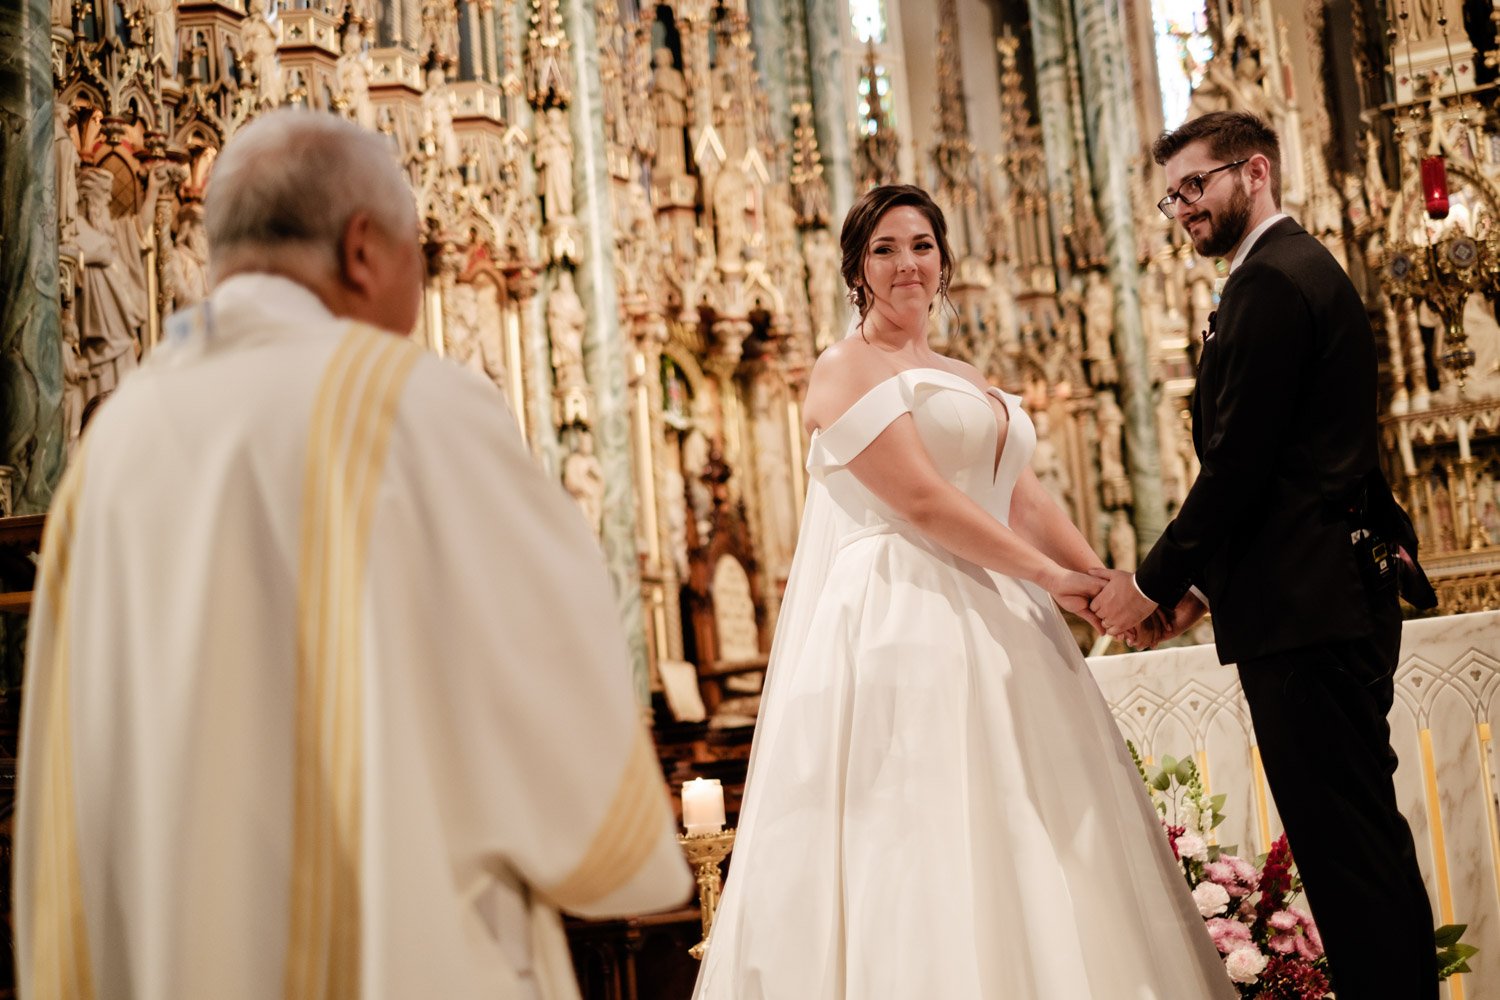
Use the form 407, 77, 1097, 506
840, 184, 954, 319
1151, 111, 1282, 206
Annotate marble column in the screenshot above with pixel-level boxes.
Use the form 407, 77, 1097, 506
562, 0, 648, 704
1066, 0, 1167, 551
1025, 0, 1082, 248
748, 0, 790, 145
799, 0, 854, 225
0, 0, 63, 515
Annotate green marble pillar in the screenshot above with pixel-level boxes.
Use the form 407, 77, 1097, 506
0, 0, 62, 515
799, 0, 854, 224
1025, 0, 1082, 237
1064, 0, 1168, 551
748, 0, 790, 145
562, 0, 648, 704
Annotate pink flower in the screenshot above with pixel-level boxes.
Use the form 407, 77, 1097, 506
1224, 945, 1268, 984
1226, 855, 1259, 886
1203, 858, 1254, 897
1205, 916, 1253, 954
1266, 908, 1325, 962
1192, 880, 1230, 917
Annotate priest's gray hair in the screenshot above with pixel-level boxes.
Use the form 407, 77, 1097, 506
205, 109, 416, 280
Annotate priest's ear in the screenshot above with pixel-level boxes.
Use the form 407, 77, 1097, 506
336, 210, 425, 335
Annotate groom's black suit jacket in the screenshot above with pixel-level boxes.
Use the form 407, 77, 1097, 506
1136, 217, 1416, 664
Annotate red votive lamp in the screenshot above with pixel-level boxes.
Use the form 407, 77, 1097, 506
1422, 154, 1450, 220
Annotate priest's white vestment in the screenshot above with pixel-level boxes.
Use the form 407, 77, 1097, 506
15, 274, 692, 1000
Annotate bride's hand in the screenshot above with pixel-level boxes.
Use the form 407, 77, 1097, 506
1042, 566, 1106, 632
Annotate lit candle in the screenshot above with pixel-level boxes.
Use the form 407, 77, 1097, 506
1458, 417, 1472, 462
681, 777, 725, 836
1421, 155, 1450, 221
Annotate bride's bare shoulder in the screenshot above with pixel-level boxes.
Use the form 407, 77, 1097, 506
802, 341, 898, 434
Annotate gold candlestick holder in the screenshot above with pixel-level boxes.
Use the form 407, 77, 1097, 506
679, 828, 736, 959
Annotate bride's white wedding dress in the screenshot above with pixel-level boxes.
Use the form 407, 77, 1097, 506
693, 367, 1235, 999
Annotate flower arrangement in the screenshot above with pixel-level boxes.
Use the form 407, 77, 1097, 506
1126, 742, 1477, 997
1127, 743, 1330, 997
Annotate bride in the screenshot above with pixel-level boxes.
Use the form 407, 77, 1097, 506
691, 185, 1236, 998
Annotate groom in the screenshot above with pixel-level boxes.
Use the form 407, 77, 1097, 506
1091, 111, 1437, 999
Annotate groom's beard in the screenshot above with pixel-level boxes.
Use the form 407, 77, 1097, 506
1188, 182, 1252, 258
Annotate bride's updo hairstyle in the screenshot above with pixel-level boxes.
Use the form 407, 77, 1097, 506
839, 184, 955, 320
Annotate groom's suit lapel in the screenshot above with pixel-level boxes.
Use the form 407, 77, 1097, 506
1188, 217, 1303, 458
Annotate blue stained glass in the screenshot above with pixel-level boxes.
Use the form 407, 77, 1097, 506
1152, 0, 1214, 129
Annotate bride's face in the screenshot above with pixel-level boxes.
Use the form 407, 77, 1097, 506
862, 206, 942, 318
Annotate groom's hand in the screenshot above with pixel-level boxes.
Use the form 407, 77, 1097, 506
1089, 568, 1158, 637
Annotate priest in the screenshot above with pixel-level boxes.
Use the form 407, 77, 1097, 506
15, 108, 691, 1000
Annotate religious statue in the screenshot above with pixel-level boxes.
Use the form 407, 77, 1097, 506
625, 30, 656, 162
663, 458, 689, 577
60, 279, 86, 453
651, 48, 688, 182
422, 64, 461, 173
145, 0, 176, 71
1157, 396, 1189, 510
534, 106, 575, 224
1107, 508, 1138, 572
443, 279, 483, 373
170, 204, 210, 309
75, 166, 161, 399
1082, 270, 1119, 386
1095, 389, 1128, 502
804, 228, 841, 351
562, 431, 606, 538
51, 0, 71, 31
1031, 408, 1072, 511
336, 22, 376, 130
547, 271, 587, 391
55, 103, 79, 242
243, 0, 282, 109
713, 164, 749, 273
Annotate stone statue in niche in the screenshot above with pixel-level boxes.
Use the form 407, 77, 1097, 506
145, 0, 176, 71
1157, 396, 1189, 509
711, 165, 748, 273
51, 0, 71, 30
1107, 508, 1138, 571
751, 380, 797, 577
170, 203, 210, 309
474, 283, 508, 390
534, 106, 575, 223
626, 29, 655, 162
60, 276, 86, 452
244, 0, 282, 108
443, 279, 483, 373
804, 228, 841, 352
75, 166, 162, 399
1082, 270, 1119, 386
336, 22, 376, 130
55, 103, 79, 242
562, 430, 606, 537
663, 456, 689, 577
547, 270, 587, 391
422, 64, 461, 173
651, 48, 688, 182
1030, 408, 1072, 511
1095, 389, 1128, 498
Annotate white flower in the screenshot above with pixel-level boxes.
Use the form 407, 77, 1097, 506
1224, 946, 1267, 984
1192, 880, 1230, 917
1175, 831, 1209, 862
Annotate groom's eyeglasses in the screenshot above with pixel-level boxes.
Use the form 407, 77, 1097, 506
1156, 159, 1249, 219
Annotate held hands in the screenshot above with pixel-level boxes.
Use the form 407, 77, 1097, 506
1126, 592, 1209, 650
1087, 568, 1158, 638
1041, 565, 1106, 633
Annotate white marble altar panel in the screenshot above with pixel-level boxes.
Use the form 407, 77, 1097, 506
1088, 611, 1500, 1000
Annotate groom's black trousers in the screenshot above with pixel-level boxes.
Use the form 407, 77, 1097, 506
1237, 594, 1437, 1000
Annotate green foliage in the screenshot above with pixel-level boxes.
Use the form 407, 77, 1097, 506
1435, 924, 1479, 979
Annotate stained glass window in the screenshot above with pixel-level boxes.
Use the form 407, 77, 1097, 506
850, 0, 886, 45
1152, 0, 1214, 130
856, 63, 894, 136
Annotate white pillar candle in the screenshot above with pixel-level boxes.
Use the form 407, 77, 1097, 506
681, 777, 725, 835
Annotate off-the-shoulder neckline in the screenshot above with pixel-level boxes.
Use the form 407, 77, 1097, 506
809, 366, 1009, 440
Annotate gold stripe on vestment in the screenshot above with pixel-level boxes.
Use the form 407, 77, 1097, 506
286, 328, 421, 1000
546, 730, 669, 909
25, 450, 98, 1000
